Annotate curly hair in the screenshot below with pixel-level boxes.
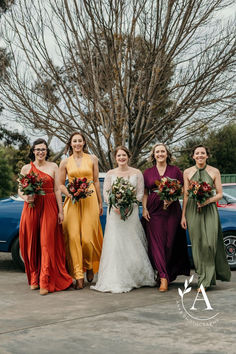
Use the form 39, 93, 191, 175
149, 143, 172, 165
28, 139, 50, 161
64, 132, 88, 155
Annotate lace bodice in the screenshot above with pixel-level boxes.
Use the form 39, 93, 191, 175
91, 169, 156, 294
103, 171, 144, 203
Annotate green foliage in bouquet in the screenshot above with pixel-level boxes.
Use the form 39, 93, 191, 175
108, 177, 139, 221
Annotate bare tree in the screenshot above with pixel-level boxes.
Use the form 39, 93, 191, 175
0, 0, 235, 169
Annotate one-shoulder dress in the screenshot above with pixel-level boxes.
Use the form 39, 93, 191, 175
19, 162, 72, 292
186, 166, 231, 288
62, 153, 103, 280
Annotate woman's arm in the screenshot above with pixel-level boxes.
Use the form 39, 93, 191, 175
59, 159, 71, 198
53, 163, 64, 224
142, 188, 150, 221
181, 170, 189, 230
136, 171, 144, 202
92, 155, 103, 216
103, 171, 111, 204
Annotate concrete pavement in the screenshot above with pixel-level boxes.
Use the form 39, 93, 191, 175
0, 254, 235, 354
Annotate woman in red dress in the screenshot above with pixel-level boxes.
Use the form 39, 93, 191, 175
19, 139, 72, 295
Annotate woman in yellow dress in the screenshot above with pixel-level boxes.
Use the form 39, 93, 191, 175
59, 132, 103, 289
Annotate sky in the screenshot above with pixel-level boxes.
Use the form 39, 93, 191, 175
0, 2, 235, 152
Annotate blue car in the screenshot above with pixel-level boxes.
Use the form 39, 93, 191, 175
1, 178, 236, 271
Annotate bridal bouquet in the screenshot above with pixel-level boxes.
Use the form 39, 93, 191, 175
188, 180, 213, 211
67, 177, 93, 204
18, 171, 45, 207
154, 177, 182, 209
108, 177, 139, 221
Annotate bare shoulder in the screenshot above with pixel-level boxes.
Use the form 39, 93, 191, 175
48, 161, 58, 170
20, 164, 31, 175
183, 166, 195, 178
207, 165, 220, 179
90, 154, 98, 163
59, 157, 69, 168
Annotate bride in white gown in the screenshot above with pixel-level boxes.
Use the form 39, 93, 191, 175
91, 146, 156, 293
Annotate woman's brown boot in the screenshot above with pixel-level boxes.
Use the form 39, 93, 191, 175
40, 288, 49, 296
159, 278, 168, 292
74, 278, 84, 290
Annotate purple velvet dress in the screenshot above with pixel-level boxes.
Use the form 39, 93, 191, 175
142, 165, 190, 283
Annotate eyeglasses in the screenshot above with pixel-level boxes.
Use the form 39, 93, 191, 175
34, 148, 47, 152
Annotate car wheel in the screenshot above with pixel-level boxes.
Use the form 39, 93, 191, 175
223, 231, 236, 270
11, 236, 25, 272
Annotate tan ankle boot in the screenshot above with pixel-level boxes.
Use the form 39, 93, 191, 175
74, 278, 84, 290
30, 284, 39, 290
159, 278, 168, 292
40, 288, 48, 296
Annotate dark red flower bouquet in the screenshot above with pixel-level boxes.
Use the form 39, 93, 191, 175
155, 177, 182, 209
67, 177, 93, 204
188, 180, 213, 211
18, 171, 45, 207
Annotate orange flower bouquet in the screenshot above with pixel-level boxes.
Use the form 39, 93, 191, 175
154, 177, 182, 209
67, 177, 93, 204
188, 180, 213, 212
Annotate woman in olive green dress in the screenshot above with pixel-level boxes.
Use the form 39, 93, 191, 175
181, 145, 230, 290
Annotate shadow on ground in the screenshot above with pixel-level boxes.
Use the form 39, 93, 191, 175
0, 253, 22, 272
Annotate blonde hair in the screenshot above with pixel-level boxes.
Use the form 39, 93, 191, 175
149, 143, 172, 165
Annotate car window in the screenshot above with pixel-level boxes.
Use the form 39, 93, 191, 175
223, 186, 236, 199
219, 197, 227, 205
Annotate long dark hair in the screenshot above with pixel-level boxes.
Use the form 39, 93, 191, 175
64, 132, 88, 156
149, 143, 172, 165
28, 138, 50, 161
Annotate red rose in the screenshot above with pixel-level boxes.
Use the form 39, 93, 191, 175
202, 185, 209, 192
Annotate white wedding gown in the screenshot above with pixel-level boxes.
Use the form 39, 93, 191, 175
91, 171, 156, 293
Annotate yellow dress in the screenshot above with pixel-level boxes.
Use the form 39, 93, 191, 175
63, 153, 103, 279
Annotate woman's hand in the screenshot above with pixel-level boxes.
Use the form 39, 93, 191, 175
113, 207, 120, 214
58, 211, 64, 224
197, 199, 211, 209
163, 200, 173, 209
25, 194, 35, 204
99, 203, 103, 216
142, 207, 150, 221
181, 216, 187, 230
67, 193, 73, 201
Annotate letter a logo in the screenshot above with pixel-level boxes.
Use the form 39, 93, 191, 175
190, 284, 213, 311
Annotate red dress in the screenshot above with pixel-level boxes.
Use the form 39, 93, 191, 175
19, 162, 72, 292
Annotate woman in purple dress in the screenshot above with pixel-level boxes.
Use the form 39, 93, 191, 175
142, 143, 190, 292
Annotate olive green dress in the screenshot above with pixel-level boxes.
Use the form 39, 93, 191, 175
186, 165, 231, 288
